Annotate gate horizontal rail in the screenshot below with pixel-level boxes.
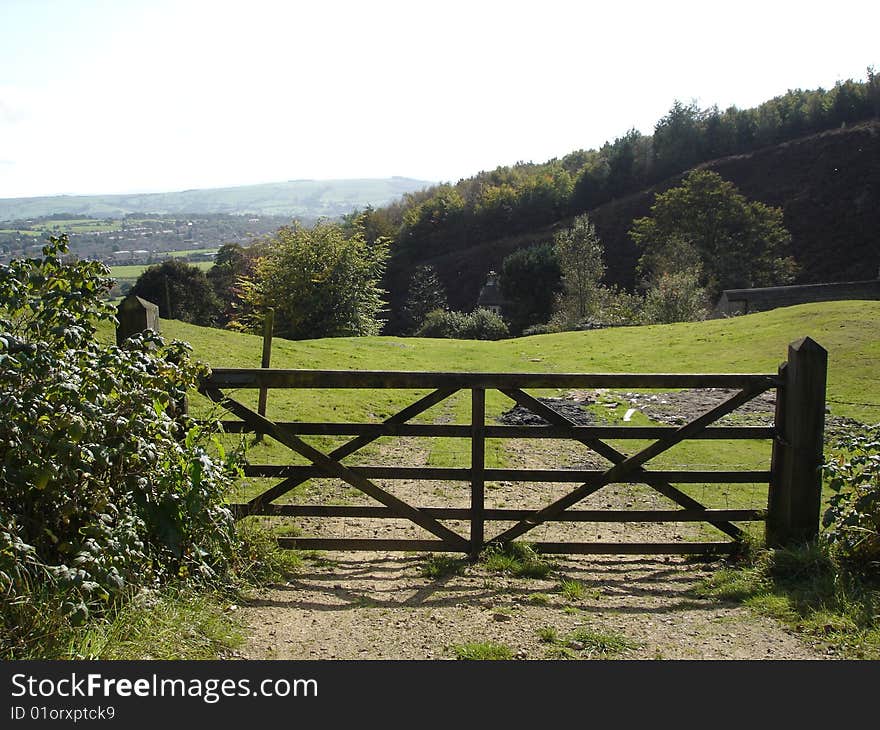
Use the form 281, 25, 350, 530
219, 421, 776, 440
241, 465, 772, 483
206, 368, 779, 390
201, 337, 827, 557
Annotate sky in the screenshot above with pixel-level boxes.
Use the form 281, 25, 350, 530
0, 0, 877, 198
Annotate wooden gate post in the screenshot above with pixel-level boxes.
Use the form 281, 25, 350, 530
470, 388, 486, 559
115, 294, 160, 345
256, 308, 275, 442
767, 337, 828, 546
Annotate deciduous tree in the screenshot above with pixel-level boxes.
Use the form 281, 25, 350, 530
131, 258, 221, 326
237, 221, 389, 339
630, 170, 796, 296
552, 214, 606, 326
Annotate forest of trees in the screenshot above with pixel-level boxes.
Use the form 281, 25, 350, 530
375, 71, 878, 262
359, 70, 878, 331
127, 71, 877, 339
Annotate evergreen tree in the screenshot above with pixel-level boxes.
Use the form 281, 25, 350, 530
401, 265, 448, 334
499, 243, 561, 334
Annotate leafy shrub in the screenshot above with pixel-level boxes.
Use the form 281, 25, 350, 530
639, 269, 709, 324
415, 307, 509, 340
0, 237, 241, 655
822, 422, 880, 567
131, 258, 221, 326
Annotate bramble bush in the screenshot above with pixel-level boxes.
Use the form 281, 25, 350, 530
822, 422, 880, 568
0, 237, 242, 656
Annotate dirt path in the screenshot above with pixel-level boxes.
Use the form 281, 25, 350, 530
235, 393, 830, 660
237, 551, 824, 660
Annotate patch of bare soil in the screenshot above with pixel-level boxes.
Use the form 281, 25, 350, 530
612, 388, 777, 426
235, 392, 831, 661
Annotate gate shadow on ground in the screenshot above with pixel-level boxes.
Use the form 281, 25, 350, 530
244, 553, 729, 616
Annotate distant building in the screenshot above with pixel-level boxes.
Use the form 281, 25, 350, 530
476, 270, 507, 316
713, 278, 880, 317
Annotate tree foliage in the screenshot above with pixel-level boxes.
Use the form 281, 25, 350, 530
236, 221, 389, 339
207, 242, 266, 327
415, 308, 509, 340
552, 214, 607, 326
131, 258, 221, 326
499, 243, 562, 335
639, 269, 709, 324
401, 265, 448, 334
0, 237, 240, 656
630, 170, 797, 296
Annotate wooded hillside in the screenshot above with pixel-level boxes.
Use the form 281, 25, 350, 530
375, 73, 879, 331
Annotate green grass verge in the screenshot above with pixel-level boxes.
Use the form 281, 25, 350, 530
481, 542, 555, 579
692, 544, 880, 658
420, 554, 469, 579
3, 520, 301, 660
67, 586, 244, 660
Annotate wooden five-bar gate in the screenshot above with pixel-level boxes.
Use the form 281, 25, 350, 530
199, 337, 827, 558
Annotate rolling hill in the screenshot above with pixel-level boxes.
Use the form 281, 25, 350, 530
0, 176, 433, 221
108, 300, 880, 426
386, 122, 880, 318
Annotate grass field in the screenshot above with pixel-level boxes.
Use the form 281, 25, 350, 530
33, 218, 122, 233
166, 247, 218, 257
137, 300, 879, 420
98, 300, 880, 534
110, 260, 213, 281
0, 228, 41, 236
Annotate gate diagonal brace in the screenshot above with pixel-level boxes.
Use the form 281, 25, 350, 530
236, 387, 458, 512
202, 387, 470, 552
489, 385, 772, 544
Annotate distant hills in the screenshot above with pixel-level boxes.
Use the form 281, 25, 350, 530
0, 177, 434, 221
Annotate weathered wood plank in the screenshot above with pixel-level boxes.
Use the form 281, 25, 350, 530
525, 542, 738, 555
275, 538, 736, 555
256, 308, 274, 420
232, 504, 766, 522
492, 388, 767, 542
201, 387, 469, 551
204, 369, 777, 390
218, 421, 775, 440
767, 337, 828, 545
242, 464, 771, 483
276, 538, 458, 552
471, 388, 486, 559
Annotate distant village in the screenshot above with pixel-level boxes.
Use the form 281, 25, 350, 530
0, 213, 293, 265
